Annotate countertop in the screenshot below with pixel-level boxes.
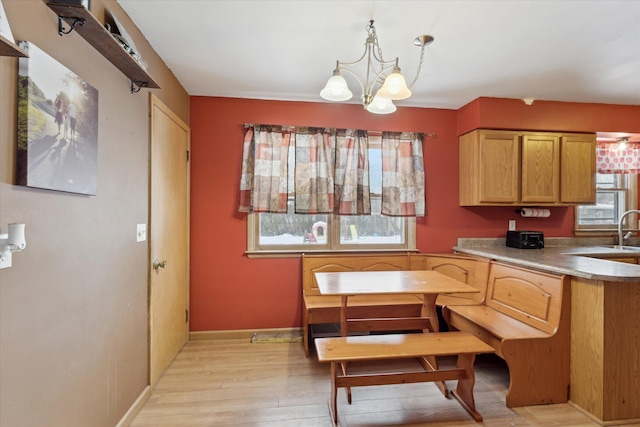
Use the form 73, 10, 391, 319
453, 240, 640, 282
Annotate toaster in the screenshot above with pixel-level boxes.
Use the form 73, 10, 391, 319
506, 230, 544, 249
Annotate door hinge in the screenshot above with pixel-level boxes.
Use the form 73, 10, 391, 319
186, 150, 190, 162
186, 309, 189, 323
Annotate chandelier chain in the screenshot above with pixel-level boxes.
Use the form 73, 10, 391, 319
408, 44, 427, 88
370, 23, 386, 70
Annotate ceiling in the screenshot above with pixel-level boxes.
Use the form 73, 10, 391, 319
117, 0, 640, 112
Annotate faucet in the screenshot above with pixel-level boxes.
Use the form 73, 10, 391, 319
617, 209, 640, 247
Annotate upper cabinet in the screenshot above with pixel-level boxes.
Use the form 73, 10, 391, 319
459, 129, 596, 206
559, 133, 597, 203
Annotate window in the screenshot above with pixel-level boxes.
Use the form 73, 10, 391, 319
575, 173, 637, 233
247, 135, 416, 255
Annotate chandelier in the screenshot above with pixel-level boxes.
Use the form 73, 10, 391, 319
320, 20, 434, 114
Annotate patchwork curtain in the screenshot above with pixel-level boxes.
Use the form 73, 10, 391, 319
334, 129, 371, 215
596, 141, 640, 174
294, 128, 335, 214
238, 124, 292, 213
240, 125, 425, 218
380, 132, 426, 217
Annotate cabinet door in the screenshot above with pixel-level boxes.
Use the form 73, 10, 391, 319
560, 134, 596, 203
521, 133, 560, 203
478, 132, 520, 203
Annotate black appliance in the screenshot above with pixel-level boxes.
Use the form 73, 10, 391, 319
506, 230, 544, 249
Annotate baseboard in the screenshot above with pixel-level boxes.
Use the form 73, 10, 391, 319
115, 385, 150, 427
190, 327, 302, 341
567, 400, 640, 426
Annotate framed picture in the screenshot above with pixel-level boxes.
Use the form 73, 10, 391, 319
17, 42, 99, 196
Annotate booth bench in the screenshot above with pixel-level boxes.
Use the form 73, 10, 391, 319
301, 253, 489, 357
302, 253, 571, 409
442, 261, 571, 407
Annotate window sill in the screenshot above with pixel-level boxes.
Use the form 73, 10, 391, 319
245, 248, 419, 259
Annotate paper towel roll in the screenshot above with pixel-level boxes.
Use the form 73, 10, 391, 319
519, 208, 550, 218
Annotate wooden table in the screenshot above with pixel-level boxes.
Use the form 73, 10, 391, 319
315, 270, 480, 335
314, 270, 488, 424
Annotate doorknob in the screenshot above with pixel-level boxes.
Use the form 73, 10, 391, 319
153, 259, 168, 270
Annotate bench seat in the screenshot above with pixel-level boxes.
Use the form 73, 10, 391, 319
304, 294, 423, 310
446, 305, 551, 340
316, 331, 495, 361
316, 332, 494, 425
443, 261, 570, 408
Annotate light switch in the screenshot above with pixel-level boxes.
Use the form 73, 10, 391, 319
137, 224, 147, 242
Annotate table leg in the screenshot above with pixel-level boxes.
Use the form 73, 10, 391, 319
421, 293, 449, 398
340, 295, 348, 337
421, 293, 438, 333
340, 295, 352, 403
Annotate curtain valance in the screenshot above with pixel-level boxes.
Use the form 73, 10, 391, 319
596, 141, 640, 174
239, 124, 425, 217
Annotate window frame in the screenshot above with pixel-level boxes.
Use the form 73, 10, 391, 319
246, 213, 416, 257
574, 173, 638, 235
245, 133, 418, 257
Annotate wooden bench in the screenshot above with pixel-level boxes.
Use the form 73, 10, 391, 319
411, 253, 490, 307
442, 261, 570, 408
315, 332, 495, 425
301, 253, 490, 356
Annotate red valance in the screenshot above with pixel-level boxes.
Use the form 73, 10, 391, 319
596, 141, 640, 174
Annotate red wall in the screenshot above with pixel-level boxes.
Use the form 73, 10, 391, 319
189, 97, 640, 332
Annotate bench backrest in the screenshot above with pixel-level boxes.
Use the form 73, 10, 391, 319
485, 262, 568, 334
301, 254, 411, 296
301, 253, 489, 299
411, 253, 490, 304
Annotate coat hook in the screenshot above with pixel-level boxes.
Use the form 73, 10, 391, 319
58, 16, 86, 36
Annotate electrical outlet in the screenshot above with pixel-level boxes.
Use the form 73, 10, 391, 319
137, 224, 147, 242
508, 220, 517, 231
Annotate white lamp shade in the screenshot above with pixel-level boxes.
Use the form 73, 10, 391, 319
366, 95, 397, 114
377, 71, 411, 100
320, 75, 353, 101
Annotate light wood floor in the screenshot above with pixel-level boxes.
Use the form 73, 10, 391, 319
130, 338, 601, 427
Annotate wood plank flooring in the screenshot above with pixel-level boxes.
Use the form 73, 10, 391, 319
130, 338, 600, 426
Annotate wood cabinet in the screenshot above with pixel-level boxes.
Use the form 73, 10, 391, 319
571, 276, 640, 423
459, 129, 596, 206
560, 133, 597, 203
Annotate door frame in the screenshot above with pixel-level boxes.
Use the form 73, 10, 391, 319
148, 93, 190, 387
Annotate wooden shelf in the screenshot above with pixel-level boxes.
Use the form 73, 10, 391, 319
46, 2, 160, 91
0, 34, 28, 57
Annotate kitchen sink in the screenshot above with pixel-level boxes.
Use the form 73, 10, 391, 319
600, 245, 640, 251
